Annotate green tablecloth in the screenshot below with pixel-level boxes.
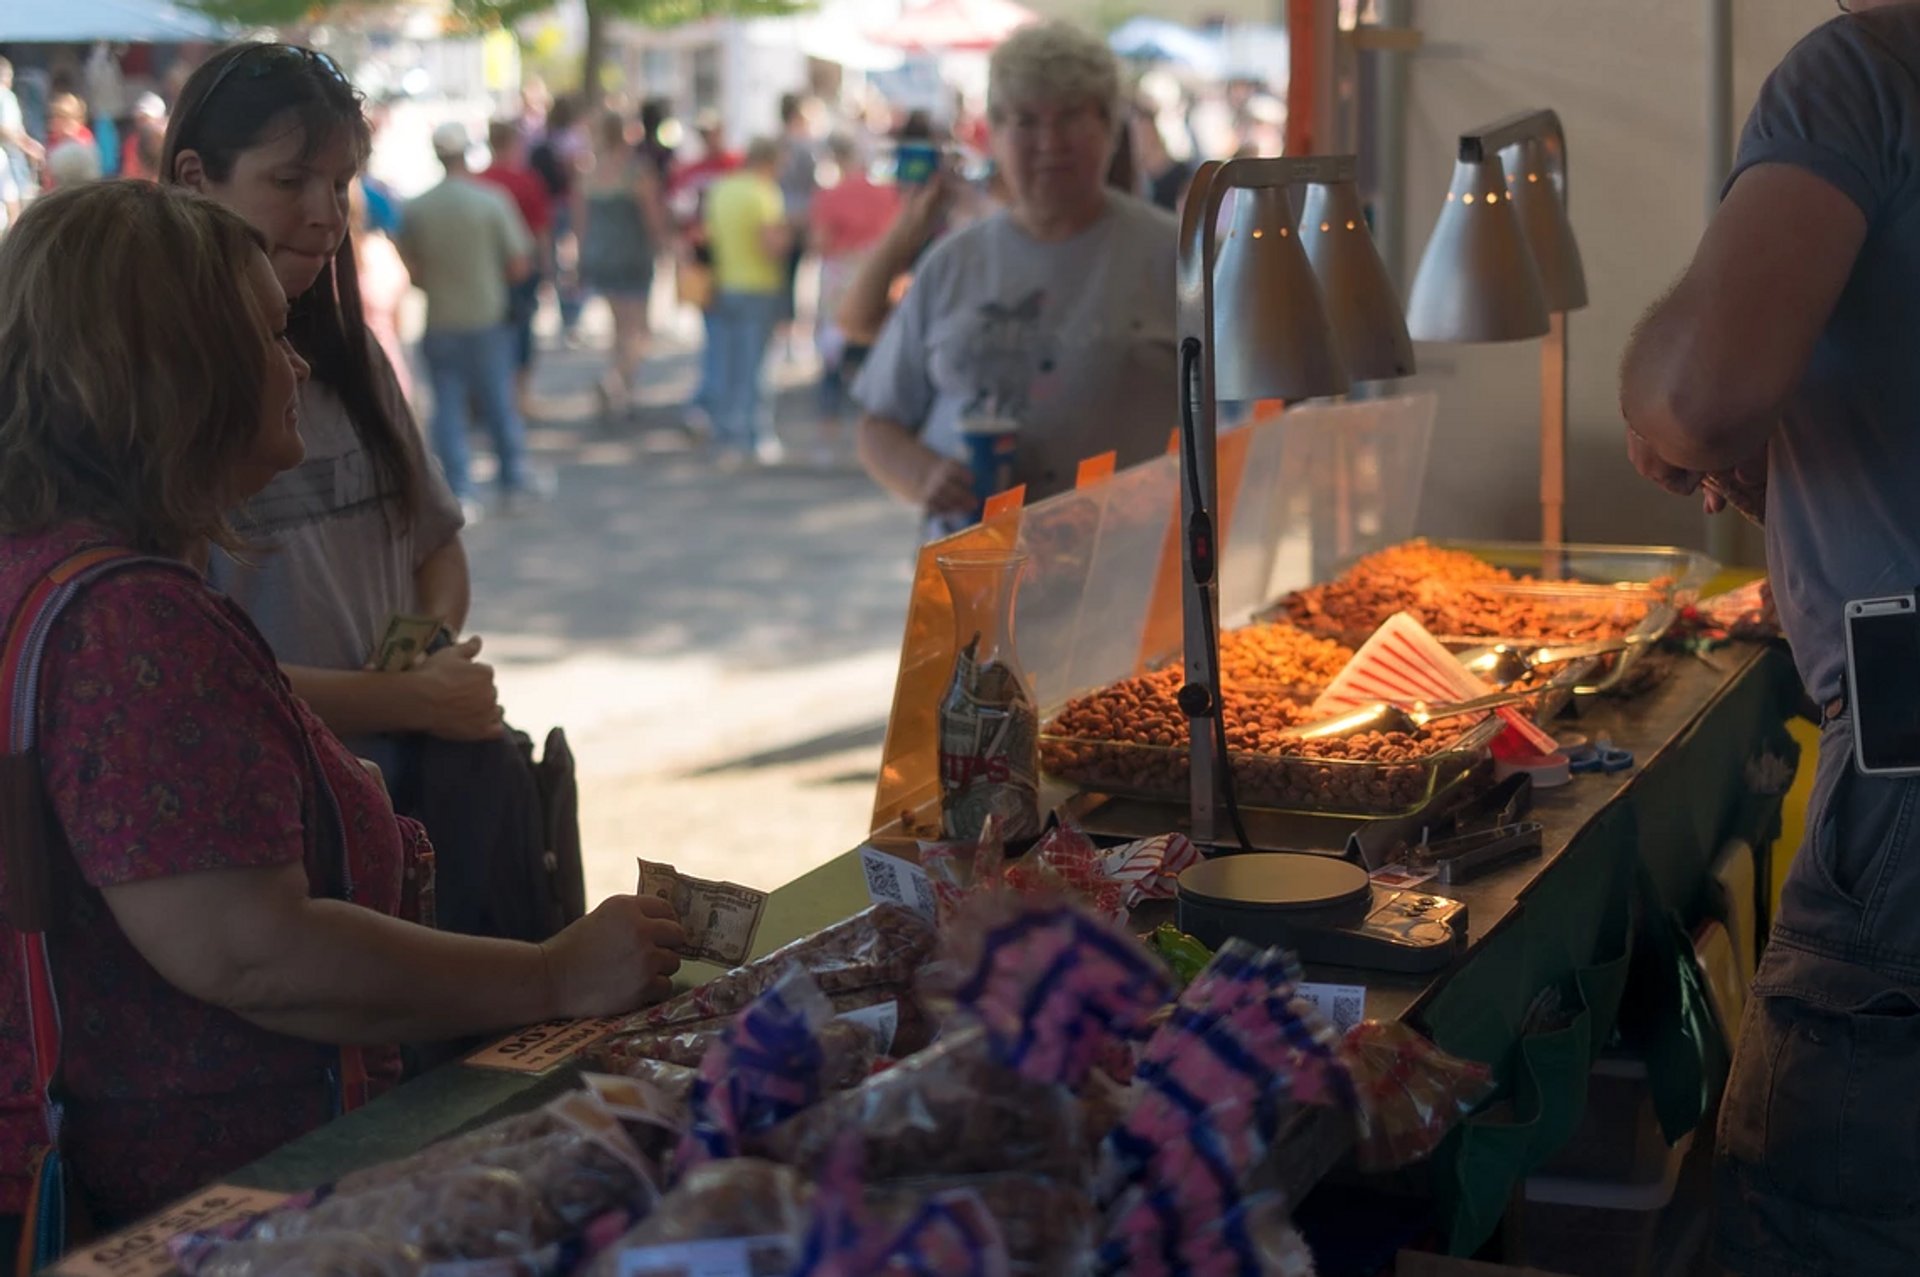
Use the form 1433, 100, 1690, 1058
1421, 643, 1801, 1253
236, 645, 1805, 1261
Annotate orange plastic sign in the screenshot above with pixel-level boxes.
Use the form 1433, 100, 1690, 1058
981, 485, 1027, 521
1075, 452, 1117, 489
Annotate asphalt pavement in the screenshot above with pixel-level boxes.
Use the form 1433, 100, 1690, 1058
446, 297, 921, 905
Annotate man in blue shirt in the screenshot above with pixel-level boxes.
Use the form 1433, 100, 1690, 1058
1623, 5, 1920, 1272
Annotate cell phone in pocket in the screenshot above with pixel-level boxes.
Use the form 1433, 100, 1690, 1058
1844, 593, 1920, 775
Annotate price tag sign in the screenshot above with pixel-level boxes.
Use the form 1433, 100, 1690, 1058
466, 1016, 622, 1073
1296, 981, 1368, 1035
858, 844, 937, 920
50, 1186, 287, 1277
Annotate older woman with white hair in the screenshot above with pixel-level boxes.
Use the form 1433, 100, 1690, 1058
852, 20, 1178, 536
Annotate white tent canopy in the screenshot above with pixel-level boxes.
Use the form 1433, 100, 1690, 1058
3, 0, 231, 44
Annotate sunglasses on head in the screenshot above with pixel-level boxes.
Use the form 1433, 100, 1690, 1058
195, 43, 349, 116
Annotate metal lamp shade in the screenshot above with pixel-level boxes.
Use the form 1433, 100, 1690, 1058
1299, 181, 1416, 380
1406, 154, 1551, 343
1212, 185, 1351, 400
1500, 136, 1588, 313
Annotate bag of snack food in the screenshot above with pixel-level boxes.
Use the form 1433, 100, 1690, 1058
867, 1174, 1094, 1276
173, 1093, 654, 1277
1096, 941, 1354, 1276
923, 892, 1174, 1090
678, 966, 847, 1170
1340, 1019, 1494, 1172
627, 904, 937, 1032
792, 1141, 1015, 1277
579, 1160, 810, 1277
754, 1025, 1090, 1184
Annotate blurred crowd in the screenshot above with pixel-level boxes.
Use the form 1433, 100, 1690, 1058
0, 29, 1290, 523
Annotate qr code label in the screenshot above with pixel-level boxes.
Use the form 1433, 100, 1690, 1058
859, 846, 937, 920
1296, 981, 1367, 1035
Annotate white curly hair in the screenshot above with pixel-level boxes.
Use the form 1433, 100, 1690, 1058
987, 20, 1121, 130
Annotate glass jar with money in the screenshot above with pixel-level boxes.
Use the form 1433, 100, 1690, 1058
935, 549, 1040, 841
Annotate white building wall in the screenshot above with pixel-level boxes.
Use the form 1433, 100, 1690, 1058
1394, 0, 1825, 553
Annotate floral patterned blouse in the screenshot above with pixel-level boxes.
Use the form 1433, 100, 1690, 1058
0, 524, 415, 1225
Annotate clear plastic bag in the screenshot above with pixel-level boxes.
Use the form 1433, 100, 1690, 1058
578, 1160, 810, 1277
174, 1093, 655, 1277
1341, 1020, 1494, 1172
629, 904, 937, 1032
868, 1175, 1095, 1276
193, 1232, 422, 1277
756, 1025, 1091, 1184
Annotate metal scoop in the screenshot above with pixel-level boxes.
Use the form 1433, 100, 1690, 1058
1458, 638, 1639, 688
1288, 687, 1550, 742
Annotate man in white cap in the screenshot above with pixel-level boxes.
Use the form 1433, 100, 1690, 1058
399, 121, 542, 515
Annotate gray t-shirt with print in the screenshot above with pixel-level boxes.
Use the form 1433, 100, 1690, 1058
1731, 10, 1920, 704
854, 192, 1179, 506
206, 350, 464, 736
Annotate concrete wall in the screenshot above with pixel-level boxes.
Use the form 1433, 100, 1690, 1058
1392, 0, 1823, 555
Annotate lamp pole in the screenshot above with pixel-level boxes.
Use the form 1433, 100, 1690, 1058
1459, 110, 1576, 548
1177, 154, 1359, 852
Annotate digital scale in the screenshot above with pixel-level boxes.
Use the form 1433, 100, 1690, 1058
1175, 853, 1469, 973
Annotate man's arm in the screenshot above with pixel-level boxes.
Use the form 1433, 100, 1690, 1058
1621, 163, 1866, 473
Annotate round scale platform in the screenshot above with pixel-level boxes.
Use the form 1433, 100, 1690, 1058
1176, 853, 1373, 951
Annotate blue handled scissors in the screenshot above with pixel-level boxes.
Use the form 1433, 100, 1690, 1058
1566, 737, 1634, 774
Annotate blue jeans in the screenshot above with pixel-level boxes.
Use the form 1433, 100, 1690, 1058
1717, 712, 1920, 1272
708, 290, 781, 451
507, 274, 542, 369
550, 204, 584, 334
692, 303, 722, 420
421, 325, 529, 500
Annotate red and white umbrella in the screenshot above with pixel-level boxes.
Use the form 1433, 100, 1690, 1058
868, 0, 1039, 53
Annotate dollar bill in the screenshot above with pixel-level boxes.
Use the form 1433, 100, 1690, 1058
372, 613, 443, 673
636, 858, 767, 968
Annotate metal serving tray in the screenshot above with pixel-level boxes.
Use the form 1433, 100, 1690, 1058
1269, 540, 1717, 697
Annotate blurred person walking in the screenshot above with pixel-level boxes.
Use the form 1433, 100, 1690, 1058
809, 132, 898, 444
400, 122, 542, 513
478, 119, 553, 416
44, 139, 101, 189
638, 97, 675, 183
775, 93, 819, 349
580, 109, 670, 422
353, 179, 413, 405
119, 91, 168, 181
529, 97, 589, 344
0, 59, 43, 217
669, 112, 740, 431
704, 137, 791, 466
1131, 101, 1193, 212
40, 93, 92, 190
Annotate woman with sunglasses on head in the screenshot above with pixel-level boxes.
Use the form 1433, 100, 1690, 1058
0, 182, 684, 1267
160, 44, 502, 793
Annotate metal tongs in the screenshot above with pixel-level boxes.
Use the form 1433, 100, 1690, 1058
1287, 686, 1550, 742
1457, 637, 1642, 688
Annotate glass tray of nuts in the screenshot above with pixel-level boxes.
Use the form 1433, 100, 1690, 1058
1038, 666, 1506, 819
1267, 539, 1715, 696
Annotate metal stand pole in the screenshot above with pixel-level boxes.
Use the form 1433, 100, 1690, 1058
1541, 311, 1568, 547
